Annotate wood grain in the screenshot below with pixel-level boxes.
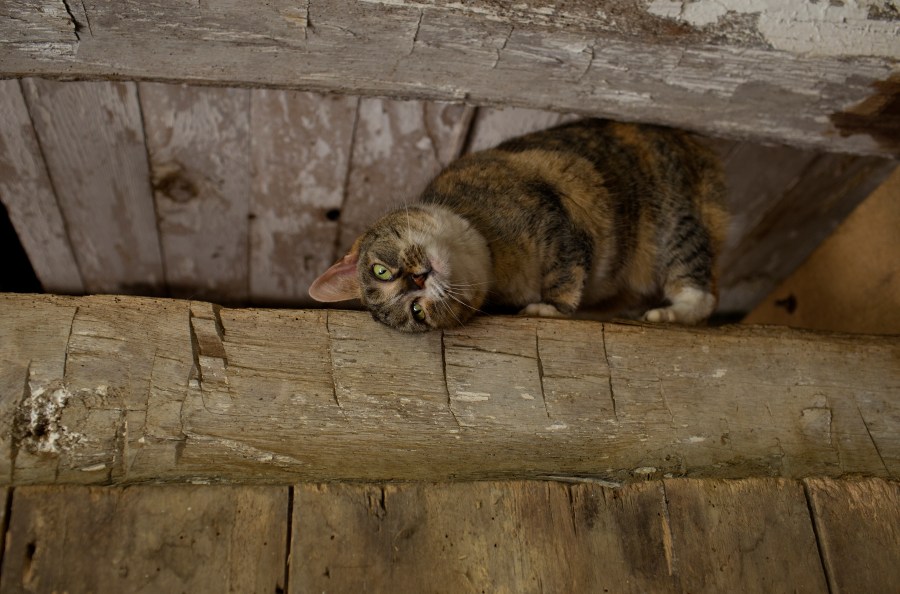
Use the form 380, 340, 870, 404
139, 82, 251, 303
249, 89, 358, 305
0, 485, 289, 594
2, 1, 897, 155
0, 79, 82, 293
805, 478, 900, 594
19, 79, 164, 294
0, 293, 897, 485
0, 0, 79, 58
291, 481, 679, 593
664, 479, 828, 593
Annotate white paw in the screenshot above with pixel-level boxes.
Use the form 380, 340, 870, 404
643, 307, 677, 323
643, 287, 716, 325
519, 303, 565, 318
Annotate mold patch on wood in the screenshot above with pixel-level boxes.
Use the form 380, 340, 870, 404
830, 74, 900, 156
15, 380, 83, 455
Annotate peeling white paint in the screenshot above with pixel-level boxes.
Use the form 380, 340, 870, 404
647, 0, 900, 58
545, 422, 569, 431
712, 368, 728, 378
633, 466, 658, 475
684, 435, 707, 443
454, 391, 491, 402
80, 463, 107, 472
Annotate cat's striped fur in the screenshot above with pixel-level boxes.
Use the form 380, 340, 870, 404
310, 119, 729, 332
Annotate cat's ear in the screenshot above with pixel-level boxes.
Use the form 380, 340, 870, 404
309, 242, 362, 302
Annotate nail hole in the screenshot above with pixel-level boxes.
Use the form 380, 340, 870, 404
774, 294, 798, 314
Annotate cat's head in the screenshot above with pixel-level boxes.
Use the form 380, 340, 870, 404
309, 204, 491, 332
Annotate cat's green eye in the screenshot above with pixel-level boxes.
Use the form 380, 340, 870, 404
372, 264, 393, 281
411, 302, 426, 322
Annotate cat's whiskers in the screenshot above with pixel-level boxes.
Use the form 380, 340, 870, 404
443, 289, 488, 316
448, 280, 492, 288
404, 204, 413, 240
436, 295, 464, 328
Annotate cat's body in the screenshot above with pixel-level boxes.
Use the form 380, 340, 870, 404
310, 119, 729, 332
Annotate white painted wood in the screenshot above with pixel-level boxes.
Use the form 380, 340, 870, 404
2, 1, 896, 155
0, 0, 79, 58
249, 90, 358, 305
0, 79, 82, 293
465, 107, 578, 153
336, 98, 473, 256
20, 78, 163, 294
139, 82, 251, 302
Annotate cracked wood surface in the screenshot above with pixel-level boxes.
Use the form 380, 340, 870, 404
2, 1, 899, 156
3, 478, 896, 592
1, 293, 898, 485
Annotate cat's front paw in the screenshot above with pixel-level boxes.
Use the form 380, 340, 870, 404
643, 307, 678, 323
643, 288, 716, 324
519, 303, 566, 318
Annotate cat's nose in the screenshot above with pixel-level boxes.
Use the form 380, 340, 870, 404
411, 270, 430, 289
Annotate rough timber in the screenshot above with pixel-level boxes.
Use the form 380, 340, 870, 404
1, 293, 897, 485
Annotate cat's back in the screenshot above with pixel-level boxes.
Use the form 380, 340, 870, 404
422, 118, 728, 313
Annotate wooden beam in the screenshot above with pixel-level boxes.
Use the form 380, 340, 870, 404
1, 1, 898, 156
0, 293, 897, 485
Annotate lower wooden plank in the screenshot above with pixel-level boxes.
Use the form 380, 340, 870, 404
0, 485, 289, 594
0, 488, 8, 571
664, 479, 828, 593
291, 479, 831, 593
805, 478, 900, 594
292, 481, 676, 593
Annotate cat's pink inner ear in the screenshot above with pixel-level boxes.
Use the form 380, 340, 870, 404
309, 251, 361, 302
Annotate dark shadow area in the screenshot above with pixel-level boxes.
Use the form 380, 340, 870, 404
0, 200, 42, 293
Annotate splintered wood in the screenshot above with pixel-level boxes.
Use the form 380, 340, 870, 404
0, 293, 897, 485
1, 479, 897, 593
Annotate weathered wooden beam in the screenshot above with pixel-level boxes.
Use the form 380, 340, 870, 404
1, 1, 898, 156
0, 293, 897, 485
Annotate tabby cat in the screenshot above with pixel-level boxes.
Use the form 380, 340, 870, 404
310, 119, 729, 332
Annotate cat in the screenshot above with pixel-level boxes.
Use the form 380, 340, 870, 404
309, 118, 729, 333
